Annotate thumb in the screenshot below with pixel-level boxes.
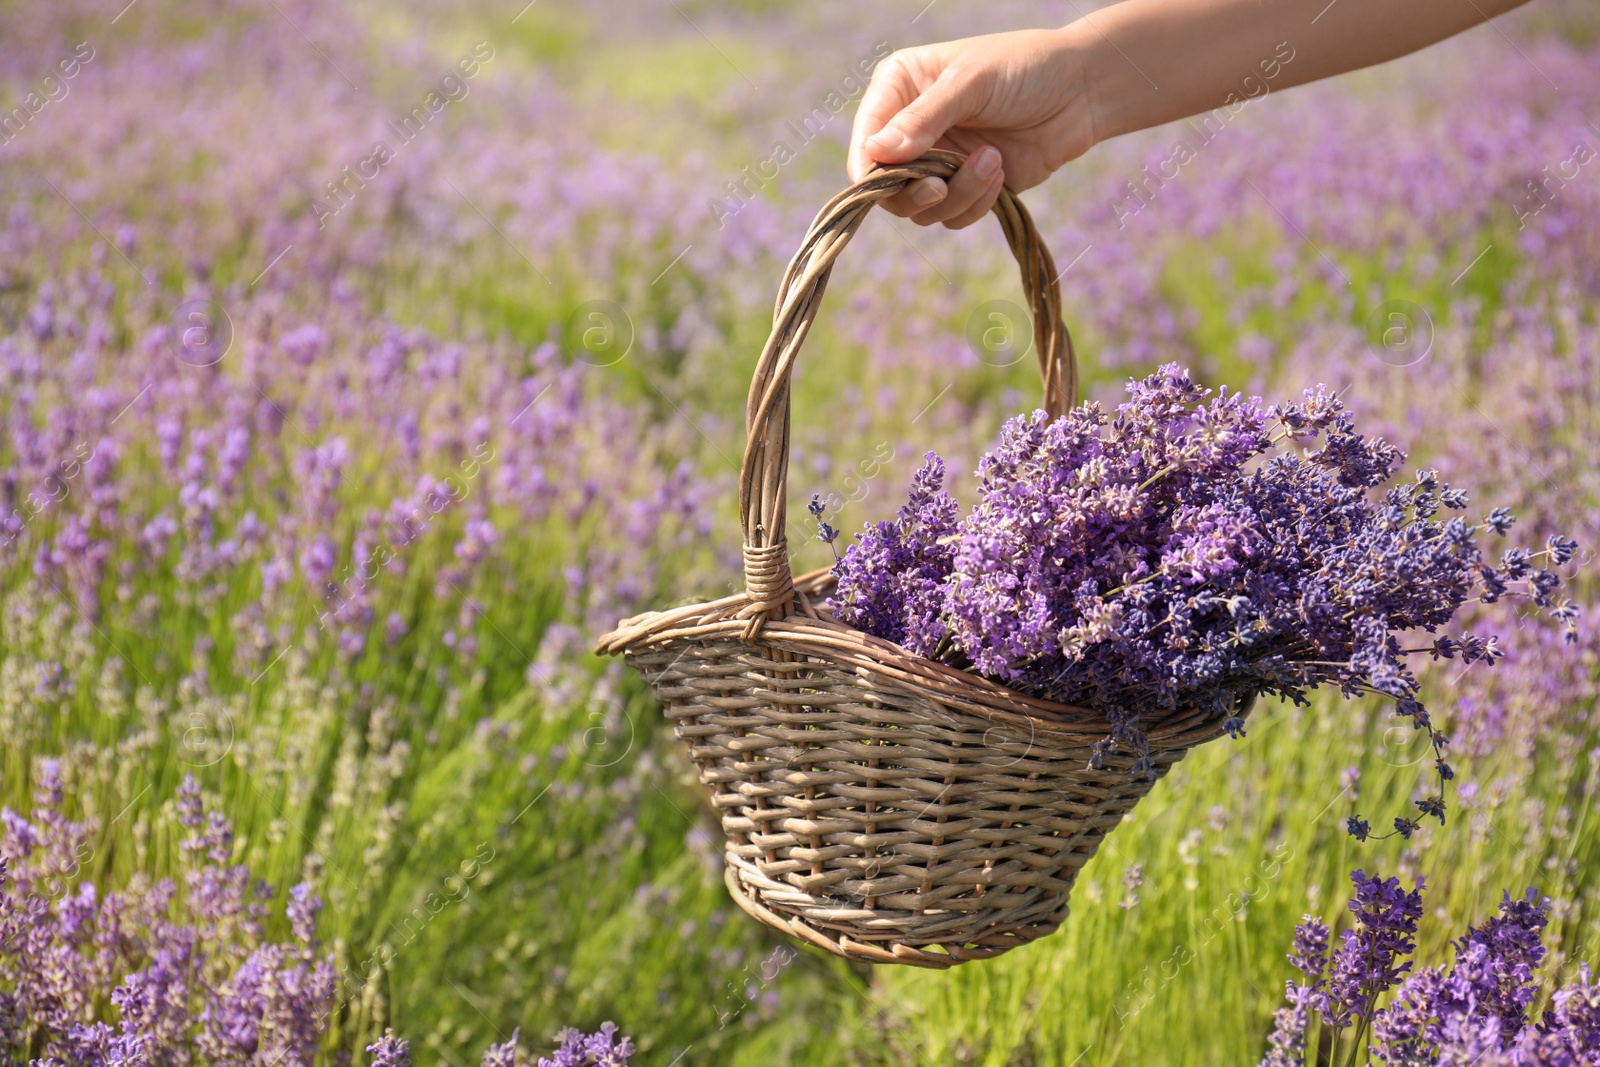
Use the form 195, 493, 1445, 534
863, 71, 972, 164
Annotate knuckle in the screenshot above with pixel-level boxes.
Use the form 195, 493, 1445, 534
870, 50, 912, 87
880, 47, 920, 73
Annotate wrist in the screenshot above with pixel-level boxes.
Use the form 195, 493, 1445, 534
1055, 6, 1143, 152
997, 24, 1093, 167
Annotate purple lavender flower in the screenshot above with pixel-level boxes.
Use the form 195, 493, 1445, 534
1321, 870, 1425, 1028
481, 1027, 523, 1067
286, 882, 322, 947
1289, 916, 1330, 982
535, 1022, 635, 1067
1258, 982, 1316, 1067
368, 1029, 412, 1067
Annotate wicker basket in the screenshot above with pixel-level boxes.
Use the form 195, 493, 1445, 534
597, 151, 1244, 968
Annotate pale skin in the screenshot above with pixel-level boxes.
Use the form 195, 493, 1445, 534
850, 0, 1534, 228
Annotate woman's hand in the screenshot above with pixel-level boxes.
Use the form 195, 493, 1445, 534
848, 28, 1097, 229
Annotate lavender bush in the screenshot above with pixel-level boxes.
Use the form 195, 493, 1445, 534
1, 767, 338, 1065
1260, 870, 1600, 1066
830, 364, 1577, 833
1, 763, 643, 1066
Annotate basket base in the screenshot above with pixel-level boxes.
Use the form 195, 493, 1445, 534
722, 850, 1071, 969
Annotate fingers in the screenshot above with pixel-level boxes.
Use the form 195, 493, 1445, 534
874, 175, 945, 219
849, 57, 946, 218
864, 67, 971, 167
848, 53, 918, 183
849, 47, 1002, 227
908, 145, 1004, 228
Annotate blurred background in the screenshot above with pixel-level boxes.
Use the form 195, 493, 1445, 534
1, 0, 1597, 1063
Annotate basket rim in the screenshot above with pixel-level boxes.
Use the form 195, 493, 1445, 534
596, 566, 1247, 745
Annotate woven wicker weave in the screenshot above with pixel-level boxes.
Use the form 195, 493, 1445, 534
597, 151, 1243, 968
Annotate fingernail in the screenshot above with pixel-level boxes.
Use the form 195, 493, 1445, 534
910, 179, 946, 207
972, 148, 1000, 179
868, 128, 910, 154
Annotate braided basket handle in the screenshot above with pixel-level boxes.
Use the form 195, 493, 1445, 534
737, 149, 1079, 631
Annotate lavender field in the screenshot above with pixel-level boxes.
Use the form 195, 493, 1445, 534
1, 0, 1598, 1064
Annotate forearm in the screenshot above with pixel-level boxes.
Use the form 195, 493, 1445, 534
1064, 0, 1533, 146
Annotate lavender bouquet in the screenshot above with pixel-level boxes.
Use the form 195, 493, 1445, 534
825, 365, 1578, 839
